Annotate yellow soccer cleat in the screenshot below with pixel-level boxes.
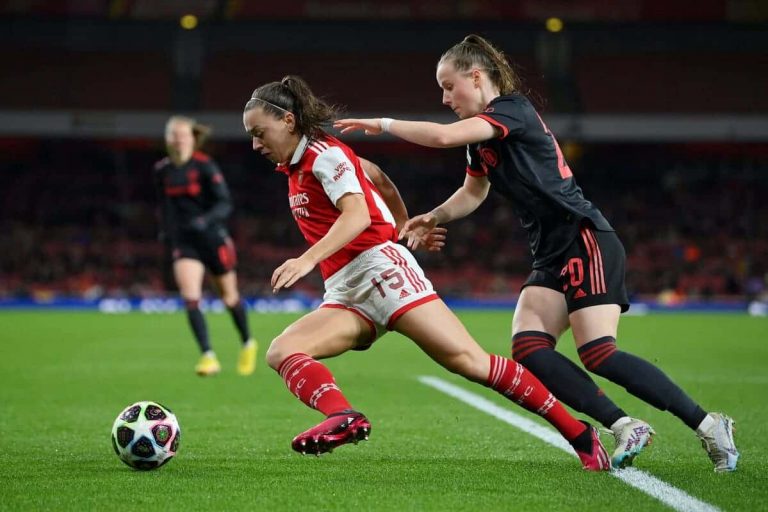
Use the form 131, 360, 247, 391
195, 352, 221, 377
237, 340, 258, 376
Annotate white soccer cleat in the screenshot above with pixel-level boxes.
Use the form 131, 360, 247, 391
610, 417, 655, 469
697, 413, 739, 472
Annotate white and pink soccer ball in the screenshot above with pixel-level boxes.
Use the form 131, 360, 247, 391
111, 401, 180, 470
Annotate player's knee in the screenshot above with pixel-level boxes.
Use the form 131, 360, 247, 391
221, 294, 240, 308
441, 350, 486, 382
265, 339, 287, 371
183, 298, 201, 310
577, 336, 617, 373
266, 332, 308, 370
511, 331, 557, 362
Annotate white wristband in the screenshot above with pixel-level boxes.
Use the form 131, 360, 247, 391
380, 118, 394, 133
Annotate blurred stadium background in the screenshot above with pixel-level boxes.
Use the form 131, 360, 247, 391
1, 0, 767, 313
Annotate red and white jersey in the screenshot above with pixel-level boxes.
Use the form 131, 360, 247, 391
276, 134, 398, 279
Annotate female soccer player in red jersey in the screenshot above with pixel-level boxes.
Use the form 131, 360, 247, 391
335, 35, 738, 472
243, 75, 610, 470
155, 116, 257, 377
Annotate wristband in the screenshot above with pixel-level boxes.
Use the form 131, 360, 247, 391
380, 118, 394, 133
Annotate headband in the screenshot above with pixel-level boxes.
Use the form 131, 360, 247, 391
250, 97, 291, 114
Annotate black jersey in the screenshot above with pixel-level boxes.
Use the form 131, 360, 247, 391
466, 94, 613, 268
153, 151, 233, 244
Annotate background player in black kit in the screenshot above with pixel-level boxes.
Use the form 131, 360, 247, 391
335, 34, 739, 472
155, 115, 257, 377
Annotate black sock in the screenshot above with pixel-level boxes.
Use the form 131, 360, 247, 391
513, 331, 626, 429
227, 300, 251, 344
578, 336, 707, 430
184, 300, 211, 353
569, 421, 594, 454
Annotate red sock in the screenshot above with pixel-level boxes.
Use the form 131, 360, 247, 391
277, 353, 352, 416
487, 354, 586, 440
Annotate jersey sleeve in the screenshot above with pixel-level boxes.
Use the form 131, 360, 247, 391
474, 97, 526, 140
465, 144, 486, 177
201, 160, 233, 223
311, 147, 363, 206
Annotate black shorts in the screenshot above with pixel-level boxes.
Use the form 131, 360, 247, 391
171, 228, 237, 276
522, 225, 629, 313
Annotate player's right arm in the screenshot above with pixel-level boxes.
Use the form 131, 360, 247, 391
335, 117, 498, 148
271, 192, 371, 293
400, 173, 489, 250
153, 162, 178, 245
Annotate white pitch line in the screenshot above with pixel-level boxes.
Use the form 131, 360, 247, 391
418, 376, 720, 512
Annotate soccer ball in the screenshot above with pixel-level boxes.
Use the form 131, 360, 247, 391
111, 401, 181, 470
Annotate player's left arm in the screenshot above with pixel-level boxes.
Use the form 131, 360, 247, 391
359, 157, 447, 252
335, 117, 499, 148
271, 193, 370, 292
195, 161, 233, 230
359, 157, 408, 229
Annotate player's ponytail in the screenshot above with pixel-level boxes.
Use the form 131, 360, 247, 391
165, 115, 211, 150
244, 75, 338, 137
191, 122, 211, 150
439, 34, 520, 95
280, 75, 338, 137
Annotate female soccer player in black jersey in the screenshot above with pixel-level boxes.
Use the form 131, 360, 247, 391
335, 35, 738, 472
242, 75, 609, 469
155, 116, 256, 377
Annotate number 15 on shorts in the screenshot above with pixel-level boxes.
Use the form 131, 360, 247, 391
370, 268, 404, 298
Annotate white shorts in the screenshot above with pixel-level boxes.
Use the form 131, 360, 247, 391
321, 241, 438, 346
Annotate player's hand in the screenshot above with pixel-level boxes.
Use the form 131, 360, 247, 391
271, 256, 315, 293
399, 213, 440, 251
421, 226, 448, 252
334, 118, 384, 136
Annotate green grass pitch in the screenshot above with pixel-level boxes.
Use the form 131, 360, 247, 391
0, 311, 765, 511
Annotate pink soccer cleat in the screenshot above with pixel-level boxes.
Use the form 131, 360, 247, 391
291, 410, 371, 456
572, 422, 611, 471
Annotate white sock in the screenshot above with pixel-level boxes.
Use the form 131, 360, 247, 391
610, 416, 632, 431
696, 414, 715, 435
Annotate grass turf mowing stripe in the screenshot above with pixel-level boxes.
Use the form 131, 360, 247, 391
418, 375, 720, 512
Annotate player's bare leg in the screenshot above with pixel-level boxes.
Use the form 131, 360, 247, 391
212, 271, 257, 375
267, 308, 372, 455
174, 259, 219, 375
393, 299, 609, 470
